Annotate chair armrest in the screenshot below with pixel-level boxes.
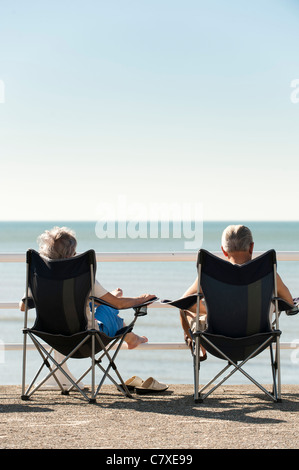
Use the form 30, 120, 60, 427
160, 294, 203, 310
21, 297, 35, 310
272, 297, 299, 315
90, 296, 117, 309
89, 296, 159, 315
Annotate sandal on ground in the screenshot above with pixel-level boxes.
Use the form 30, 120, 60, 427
123, 375, 144, 390
135, 377, 169, 394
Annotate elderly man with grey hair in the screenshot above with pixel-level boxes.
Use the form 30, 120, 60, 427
180, 224, 294, 358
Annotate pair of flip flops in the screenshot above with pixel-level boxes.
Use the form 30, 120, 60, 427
124, 376, 169, 394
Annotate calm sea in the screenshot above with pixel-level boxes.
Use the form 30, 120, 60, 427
1, 220, 299, 386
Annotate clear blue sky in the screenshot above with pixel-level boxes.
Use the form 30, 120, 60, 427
0, 0, 299, 221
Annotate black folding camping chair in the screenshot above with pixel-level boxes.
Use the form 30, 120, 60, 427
21, 249, 152, 403
192, 249, 282, 403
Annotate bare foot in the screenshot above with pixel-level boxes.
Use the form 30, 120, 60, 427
111, 288, 123, 298
126, 333, 148, 350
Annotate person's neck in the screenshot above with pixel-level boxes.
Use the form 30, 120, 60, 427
227, 252, 252, 265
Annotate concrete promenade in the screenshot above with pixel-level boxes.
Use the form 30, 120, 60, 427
0, 384, 299, 451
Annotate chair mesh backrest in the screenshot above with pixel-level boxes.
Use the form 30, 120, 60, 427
27, 249, 96, 335
197, 249, 276, 337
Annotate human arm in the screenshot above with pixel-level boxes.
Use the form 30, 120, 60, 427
19, 289, 33, 311
276, 273, 294, 306
180, 277, 205, 314
95, 291, 156, 310
182, 278, 199, 298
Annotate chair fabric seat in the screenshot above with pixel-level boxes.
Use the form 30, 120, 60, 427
198, 329, 281, 362
26, 325, 133, 359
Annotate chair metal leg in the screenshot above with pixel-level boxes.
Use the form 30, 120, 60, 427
195, 334, 281, 403
21, 331, 28, 399
193, 336, 201, 402
90, 334, 96, 403
276, 337, 282, 402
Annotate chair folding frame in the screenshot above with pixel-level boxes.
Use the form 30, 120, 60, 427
21, 249, 150, 403
192, 249, 282, 403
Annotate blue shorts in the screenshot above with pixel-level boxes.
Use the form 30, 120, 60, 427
90, 303, 124, 337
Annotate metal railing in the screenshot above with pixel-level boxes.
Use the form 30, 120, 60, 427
2, 251, 299, 262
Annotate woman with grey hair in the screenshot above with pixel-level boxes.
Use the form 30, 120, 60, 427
37, 226, 78, 260
20, 226, 156, 349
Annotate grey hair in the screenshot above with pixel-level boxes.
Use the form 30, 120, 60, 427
37, 226, 77, 259
221, 225, 253, 253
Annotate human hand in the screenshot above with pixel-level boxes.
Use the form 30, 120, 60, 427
139, 294, 157, 303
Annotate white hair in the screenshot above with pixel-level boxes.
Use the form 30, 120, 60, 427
221, 225, 253, 253
37, 226, 77, 259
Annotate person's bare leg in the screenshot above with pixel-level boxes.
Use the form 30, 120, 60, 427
180, 309, 193, 347
125, 332, 148, 349
180, 309, 206, 358
110, 289, 148, 349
